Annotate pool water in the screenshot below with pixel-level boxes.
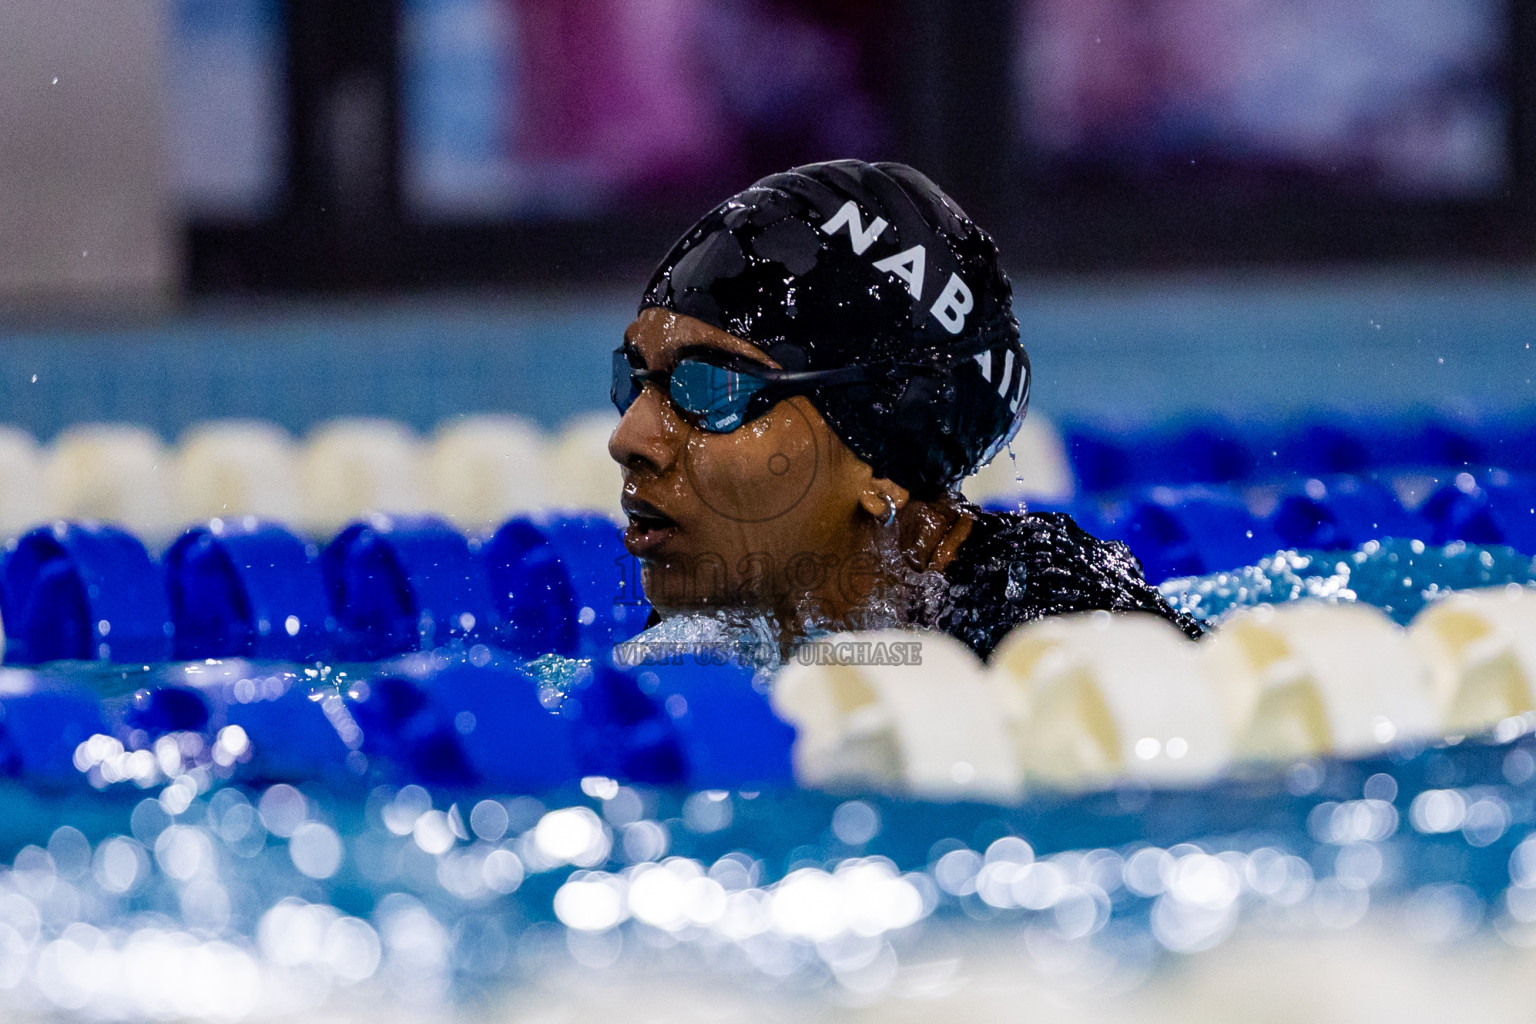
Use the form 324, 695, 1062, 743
1162, 538, 1536, 626
0, 542, 1528, 1017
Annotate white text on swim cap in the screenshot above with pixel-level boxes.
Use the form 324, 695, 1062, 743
973, 348, 1028, 412
820, 200, 889, 255
930, 273, 973, 334
822, 199, 976, 334
873, 246, 926, 298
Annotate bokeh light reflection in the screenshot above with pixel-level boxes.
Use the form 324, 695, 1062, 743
4, 685, 1536, 1013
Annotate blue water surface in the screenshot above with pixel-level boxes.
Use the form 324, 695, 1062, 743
0, 542, 1531, 1013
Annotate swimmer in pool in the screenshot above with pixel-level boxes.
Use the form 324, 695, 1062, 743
609, 159, 1202, 659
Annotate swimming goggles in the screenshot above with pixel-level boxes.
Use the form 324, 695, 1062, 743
611, 347, 872, 433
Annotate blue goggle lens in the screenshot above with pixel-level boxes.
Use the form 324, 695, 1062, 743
611, 350, 641, 411
611, 352, 770, 433
669, 359, 768, 432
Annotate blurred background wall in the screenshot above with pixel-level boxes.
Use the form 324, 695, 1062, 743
0, 0, 1533, 437
0, 1, 174, 306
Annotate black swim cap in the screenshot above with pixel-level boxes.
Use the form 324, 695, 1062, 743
639, 159, 1028, 500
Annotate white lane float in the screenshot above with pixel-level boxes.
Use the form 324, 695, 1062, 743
990, 611, 1229, 789
299, 418, 426, 536
0, 427, 46, 540
962, 413, 1075, 506
545, 412, 623, 518
1202, 601, 1438, 760
1408, 584, 1536, 734
174, 419, 301, 525
428, 414, 549, 529
770, 629, 1023, 802
46, 423, 175, 539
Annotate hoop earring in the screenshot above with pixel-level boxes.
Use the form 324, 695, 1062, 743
878, 494, 899, 528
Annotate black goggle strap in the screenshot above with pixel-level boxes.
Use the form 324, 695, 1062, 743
614, 335, 1028, 417
613, 348, 873, 411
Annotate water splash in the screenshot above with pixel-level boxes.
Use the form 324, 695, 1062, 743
1163, 538, 1536, 626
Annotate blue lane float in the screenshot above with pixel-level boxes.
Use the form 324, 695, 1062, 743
347, 651, 789, 794
483, 514, 647, 661
1483, 410, 1536, 472
1063, 411, 1520, 494
351, 650, 582, 792
566, 663, 687, 784
619, 660, 795, 791
132, 663, 365, 785
1151, 417, 1256, 485
1060, 422, 1137, 493
0, 672, 109, 781
1417, 471, 1536, 553
1099, 486, 1285, 583
215, 677, 361, 784
0, 522, 172, 665
537, 515, 648, 656
1396, 413, 1487, 470
164, 519, 334, 661
66, 664, 356, 788
1274, 418, 1374, 477
122, 681, 209, 736
322, 515, 497, 661
480, 519, 580, 658
1270, 475, 1417, 551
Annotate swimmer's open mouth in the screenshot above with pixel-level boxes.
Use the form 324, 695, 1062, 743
621, 497, 679, 554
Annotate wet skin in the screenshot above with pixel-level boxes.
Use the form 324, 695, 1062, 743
609, 308, 974, 639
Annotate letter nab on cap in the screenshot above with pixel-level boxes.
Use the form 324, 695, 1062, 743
929, 273, 974, 334
819, 200, 888, 255
872, 245, 926, 299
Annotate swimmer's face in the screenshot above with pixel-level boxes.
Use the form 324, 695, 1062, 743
609, 308, 881, 617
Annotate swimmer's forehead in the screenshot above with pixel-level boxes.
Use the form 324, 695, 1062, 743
622, 309, 775, 368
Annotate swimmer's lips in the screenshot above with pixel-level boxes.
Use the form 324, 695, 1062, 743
621, 496, 680, 556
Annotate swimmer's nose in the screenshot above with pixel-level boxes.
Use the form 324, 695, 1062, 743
609, 385, 681, 476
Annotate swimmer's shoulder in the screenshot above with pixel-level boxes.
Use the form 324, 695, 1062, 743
951, 505, 1110, 564
945, 504, 1206, 644
950, 506, 1129, 587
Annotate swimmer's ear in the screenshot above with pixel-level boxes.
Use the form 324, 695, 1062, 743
858, 479, 910, 524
